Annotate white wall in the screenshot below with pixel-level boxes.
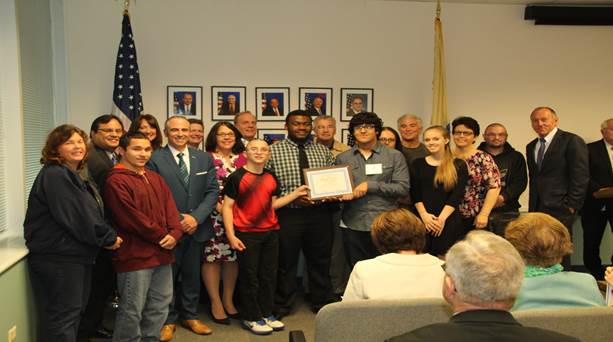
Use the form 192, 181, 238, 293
57, 0, 612, 259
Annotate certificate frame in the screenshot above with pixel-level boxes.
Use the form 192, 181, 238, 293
303, 165, 354, 200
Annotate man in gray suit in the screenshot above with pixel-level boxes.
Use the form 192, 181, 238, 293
148, 116, 219, 341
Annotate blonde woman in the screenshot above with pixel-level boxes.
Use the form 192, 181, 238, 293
410, 126, 469, 256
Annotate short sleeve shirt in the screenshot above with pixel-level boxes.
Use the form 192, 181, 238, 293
223, 168, 282, 232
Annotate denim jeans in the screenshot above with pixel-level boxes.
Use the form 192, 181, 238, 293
28, 257, 92, 342
113, 264, 173, 342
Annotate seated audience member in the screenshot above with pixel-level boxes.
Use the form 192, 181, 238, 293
342, 209, 444, 301
379, 127, 403, 152
505, 213, 606, 311
129, 114, 163, 150
606, 266, 613, 306
387, 231, 579, 342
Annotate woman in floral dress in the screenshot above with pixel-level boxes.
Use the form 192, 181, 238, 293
202, 121, 247, 323
452, 116, 501, 233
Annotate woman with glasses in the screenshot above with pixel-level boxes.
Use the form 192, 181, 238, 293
379, 127, 403, 151
201, 121, 246, 324
452, 116, 501, 233
410, 126, 468, 256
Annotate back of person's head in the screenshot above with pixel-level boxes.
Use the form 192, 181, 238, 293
504, 213, 573, 268
348, 112, 383, 138
370, 209, 427, 254
445, 231, 524, 308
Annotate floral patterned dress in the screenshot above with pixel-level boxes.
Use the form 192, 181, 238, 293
459, 150, 501, 219
203, 152, 247, 263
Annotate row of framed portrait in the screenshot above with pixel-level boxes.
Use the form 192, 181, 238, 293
257, 129, 352, 146
167, 86, 374, 122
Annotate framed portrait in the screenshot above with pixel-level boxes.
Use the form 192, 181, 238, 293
256, 87, 290, 121
257, 129, 287, 145
211, 86, 246, 121
167, 86, 203, 118
299, 87, 333, 117
340, 88, 374, 122
341, 128, 354, 146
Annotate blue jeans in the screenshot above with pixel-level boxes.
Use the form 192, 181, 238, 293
113, 265, 173, 342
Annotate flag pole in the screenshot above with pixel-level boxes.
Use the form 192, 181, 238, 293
431, 0, 448, 127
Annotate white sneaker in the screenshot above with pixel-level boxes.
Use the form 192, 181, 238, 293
242, 320, 273, 335
264, 315, 285, 331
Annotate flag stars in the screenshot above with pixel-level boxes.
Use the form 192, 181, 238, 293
129, 75, 134, 79
118, 95, 123, 99
129, 54, 134, 59
129, 85, 134, 89
118, 75, 123, 79
129, 105, 134, 109
129, 44, 133, 48
129, 95, 134, 100
118, 85, 123, 89
119, 54, 123, 58
129, 65, 134, 69
118, 64, 123, 69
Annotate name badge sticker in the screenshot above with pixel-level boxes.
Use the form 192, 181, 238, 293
365, 163, 383, 175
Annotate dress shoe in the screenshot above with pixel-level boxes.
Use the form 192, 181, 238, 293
181, 319, 213, 335
159, 324, 176, 342
228, 312, 241, 320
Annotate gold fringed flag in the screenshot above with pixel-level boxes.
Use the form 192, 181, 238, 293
431, 1, 448, 126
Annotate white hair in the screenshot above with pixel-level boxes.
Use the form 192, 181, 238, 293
397, 114, 422, 128
314, 115, 336, 126
445, 231, 525, 306
601, 118, 613, 130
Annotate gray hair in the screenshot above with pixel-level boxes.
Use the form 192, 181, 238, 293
314, 115, 336, 126
233, 111, 254, 125
601, 118, 613, 130
397, 114, 422, 128
445, 231, 525, 307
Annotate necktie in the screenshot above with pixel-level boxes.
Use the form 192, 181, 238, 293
297, 143, 310, 185
536, 138, 546, 170
230, 104, 235, 112
274, 108, 279, 116
177, 152, 189, 186
110, 153, 118, 165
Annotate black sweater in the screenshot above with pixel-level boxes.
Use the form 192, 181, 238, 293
478, 142, 528, 212
24, 164, 117, 264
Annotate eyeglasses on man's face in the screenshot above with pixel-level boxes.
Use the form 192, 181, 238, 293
354, 124, 376, 131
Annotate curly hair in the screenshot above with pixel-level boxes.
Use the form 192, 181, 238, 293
41, 124, 89, 170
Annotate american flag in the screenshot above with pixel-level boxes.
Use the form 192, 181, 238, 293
112, 11, 143, 127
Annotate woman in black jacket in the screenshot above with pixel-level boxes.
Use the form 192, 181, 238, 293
24, 124, 121, 342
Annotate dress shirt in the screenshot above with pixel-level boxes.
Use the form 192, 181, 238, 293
267, 138, 334, 207
168, 144, 191, 174
605, 140, 613, 173
533, 127, 558, 163
335, 143, 410, 231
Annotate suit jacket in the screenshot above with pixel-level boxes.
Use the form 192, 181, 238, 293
86, 144, 115, 192
583, 139, 613, 212
178, 104, 196, 115
306, 107, 323, 116
148, 146, 219, 242
262, 106, 283, 116
386, 310, 579, 342
218, 102, 239, 115
526, 129, 588, 212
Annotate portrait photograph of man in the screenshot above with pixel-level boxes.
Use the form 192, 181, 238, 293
256, 87, 290, 121
211, 86, 246, 120
217, 92, 241, 116
300, 87, 333, 117
168, 86, 203, 119
340, 88, 374, 122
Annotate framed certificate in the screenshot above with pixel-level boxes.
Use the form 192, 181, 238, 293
303, 165, 354, 200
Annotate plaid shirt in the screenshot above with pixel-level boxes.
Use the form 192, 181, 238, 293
266, 138, 334, 208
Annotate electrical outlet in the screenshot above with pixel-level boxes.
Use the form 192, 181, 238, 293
7, 325, 16, 342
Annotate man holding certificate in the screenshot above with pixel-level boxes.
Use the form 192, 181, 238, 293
267, 110, 337, 317
335, 112, 410, 269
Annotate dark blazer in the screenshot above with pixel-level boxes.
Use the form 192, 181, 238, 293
86, 144, 115, 192
386, 310, 579, 342
178, 104, 196, 115
218, 102, 239, 115
583, 139, 613, 211
148, 146, 219, 242
526, 129, 589, 212
262, 106, 283, 116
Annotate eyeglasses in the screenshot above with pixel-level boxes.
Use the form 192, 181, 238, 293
380, 138, 396, 143
355, 124, 376, 131
453, 131, 473, 137
216, 133, 235, 138
97, 128, 123, 134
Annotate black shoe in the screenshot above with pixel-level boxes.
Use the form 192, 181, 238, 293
90, 327, 113, 339
273, 308, 290, 320
211, 315, 231, 325
228, 312, 241, 320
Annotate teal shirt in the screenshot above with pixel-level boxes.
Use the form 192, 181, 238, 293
512, 271, 606, 311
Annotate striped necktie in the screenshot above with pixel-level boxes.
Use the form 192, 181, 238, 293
536, 138, 546, 170
177, 152, 189, 186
